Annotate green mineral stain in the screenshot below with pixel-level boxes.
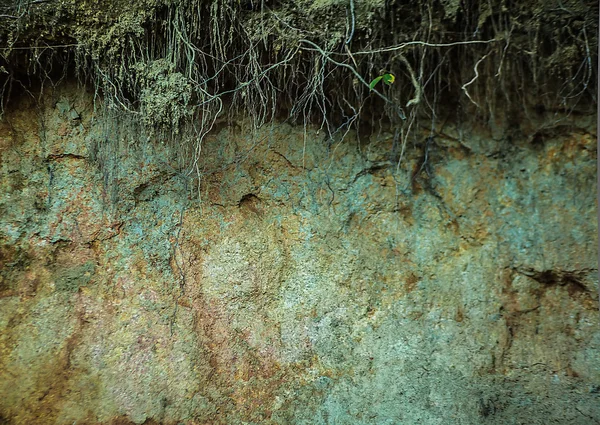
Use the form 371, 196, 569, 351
54, 261, 96, 292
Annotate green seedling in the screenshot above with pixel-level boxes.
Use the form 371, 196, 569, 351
369, 73, 395, 90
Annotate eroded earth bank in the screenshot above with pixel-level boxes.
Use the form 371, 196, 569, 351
0, 82, 598, 424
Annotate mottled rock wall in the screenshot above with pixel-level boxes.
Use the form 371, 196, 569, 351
0, 85, 598, 424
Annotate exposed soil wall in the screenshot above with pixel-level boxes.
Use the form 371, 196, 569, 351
0, 1, 598, 424
0, 82, 597, 424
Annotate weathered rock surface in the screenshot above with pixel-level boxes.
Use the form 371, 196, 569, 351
0, 85, 598, 424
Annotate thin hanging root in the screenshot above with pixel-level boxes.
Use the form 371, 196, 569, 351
397, 53, 421, 107
461, 53, 490, 108
345, 0, 355, 45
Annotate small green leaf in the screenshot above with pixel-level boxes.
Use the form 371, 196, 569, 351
369, 75, 384, 90
370, 73, 395, 90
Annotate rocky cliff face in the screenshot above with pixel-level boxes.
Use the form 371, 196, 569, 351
0, 84, 598, 424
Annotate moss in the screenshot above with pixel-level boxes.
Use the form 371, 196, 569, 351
133, 59, 193, 132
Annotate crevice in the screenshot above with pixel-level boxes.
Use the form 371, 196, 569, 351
351, 161, 391, 184
133, 172, 176, 203
514, 267, 595, 293
46, 153, 87, 161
